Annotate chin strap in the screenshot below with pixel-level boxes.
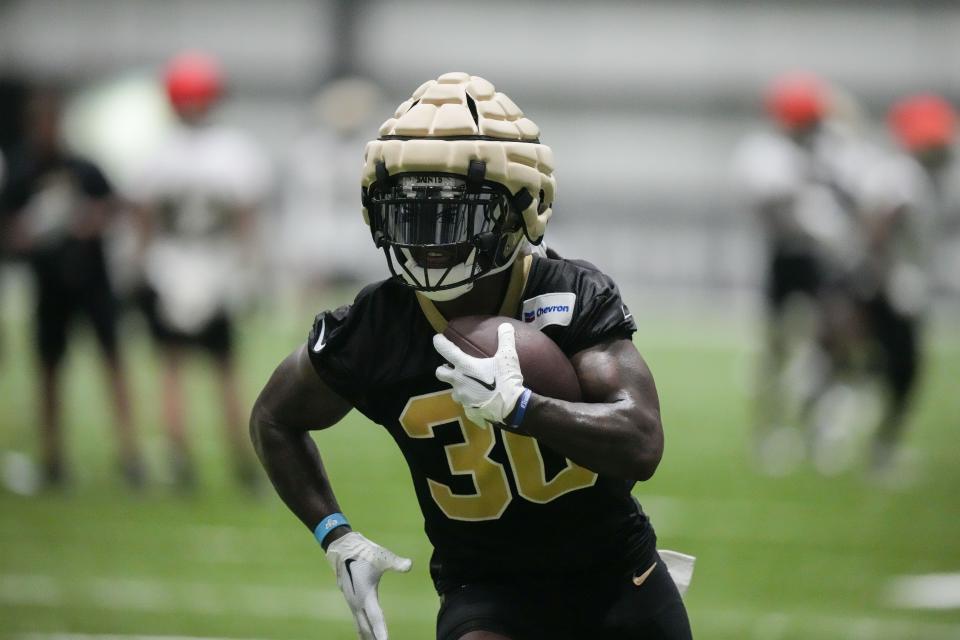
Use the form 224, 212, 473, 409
418, 280, 475, 301
473, 231, 499, 259
509, 188, 541, 245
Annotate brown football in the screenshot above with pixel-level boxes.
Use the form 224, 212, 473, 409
443, 315, 582, 402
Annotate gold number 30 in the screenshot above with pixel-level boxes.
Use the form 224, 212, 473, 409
399, 390, 598, 521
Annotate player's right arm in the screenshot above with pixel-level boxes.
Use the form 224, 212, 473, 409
250, 343, 411, 640
249, 343, 353, 542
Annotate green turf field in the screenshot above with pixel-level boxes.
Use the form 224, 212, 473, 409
1, 299, 959, 640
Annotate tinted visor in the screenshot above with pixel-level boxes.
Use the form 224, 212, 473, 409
368, 175, 512, 259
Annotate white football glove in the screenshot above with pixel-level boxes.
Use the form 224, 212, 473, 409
325, 531, 412, 640
433, 323, 526, 426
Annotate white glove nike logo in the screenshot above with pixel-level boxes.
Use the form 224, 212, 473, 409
464, 373, 497, 391
344, 558, 358, 592
325, 531, 413, 640
313, 318, 327, 352
433, 324, 526, 426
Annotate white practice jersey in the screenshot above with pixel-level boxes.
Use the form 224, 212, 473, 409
857, 153, 938, 316
733, 122, 870, 272
131, 123, 271, 332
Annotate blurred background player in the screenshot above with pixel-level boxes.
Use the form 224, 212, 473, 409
131, 52, 270, 491
280, 77, 385, 294
0, 90, 143, 489
848, 94, 956, 476
733, 72, 866, 471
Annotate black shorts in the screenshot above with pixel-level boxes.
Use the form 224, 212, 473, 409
138, 286, 233, 358
436, 552, 692, 640
32, 242, 118, 366
767, 250, 821, 313
863, 293, 920, 402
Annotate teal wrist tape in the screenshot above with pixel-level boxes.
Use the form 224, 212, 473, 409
314, 512, 349, 547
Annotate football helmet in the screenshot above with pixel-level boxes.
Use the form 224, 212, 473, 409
164, 51, 223, 116
361, 72, 555, 300
888, 94, 956, 153
765, 72, 827, 131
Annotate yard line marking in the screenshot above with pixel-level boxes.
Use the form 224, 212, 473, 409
886, 572, 960, 610
0, 491, 943, 563
699, 606, 960, 640
20, 635, 250, 640
90, 577, 176, 612
7, 574, 960, 638
0, 573, 434, 621
0, 494, 927, 553
0, 574, 61, 606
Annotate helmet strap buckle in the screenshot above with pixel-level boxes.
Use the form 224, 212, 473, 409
466, 159, 486, 193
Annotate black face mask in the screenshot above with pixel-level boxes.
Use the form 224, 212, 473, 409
365, 172, 521, 292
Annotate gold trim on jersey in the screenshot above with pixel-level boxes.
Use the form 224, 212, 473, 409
415, 254, 533, 333
500, 253, 533, 317
416, 292, 448, 333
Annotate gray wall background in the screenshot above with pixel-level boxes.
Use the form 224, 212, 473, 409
2, 0, 958, 306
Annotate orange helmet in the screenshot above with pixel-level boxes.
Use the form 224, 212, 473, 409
164, 52, 223, 113
888, 94, 956, 152
764, 72, 827, 130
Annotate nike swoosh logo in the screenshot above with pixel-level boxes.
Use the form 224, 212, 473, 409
464, 374, 496, 391
632, 562, 657, 587
344, 558, 357, 592
312, 318, 326, 352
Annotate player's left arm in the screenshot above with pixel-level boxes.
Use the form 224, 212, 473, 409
434, 326, 663, 482
518, 337, 663, 481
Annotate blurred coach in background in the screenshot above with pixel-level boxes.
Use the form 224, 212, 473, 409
131, 52, 270, 491
0, 90, 143, 489
854, 94, 956, 475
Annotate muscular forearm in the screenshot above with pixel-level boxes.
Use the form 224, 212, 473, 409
250, 345, 356, 547
518, 393, 663, 481
250, 407, 350, 540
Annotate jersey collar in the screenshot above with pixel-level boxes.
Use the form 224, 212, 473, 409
416, 254, 533, 333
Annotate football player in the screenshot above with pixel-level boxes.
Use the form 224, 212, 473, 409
131, 52, 270, 490
852, 94, 954, 475
0, 90, 143, 488
733, 72, 867, 468
251, 73, 693, 639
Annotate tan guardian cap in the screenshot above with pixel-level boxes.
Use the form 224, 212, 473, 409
362, 72, 555, 243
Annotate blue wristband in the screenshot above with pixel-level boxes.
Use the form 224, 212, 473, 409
512, 388, 533, 427
314, 512, 349, 547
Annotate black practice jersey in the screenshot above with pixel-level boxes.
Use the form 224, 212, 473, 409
1, 151, 113, 288
1, 151, 112, 225
307, 255, 655, 591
